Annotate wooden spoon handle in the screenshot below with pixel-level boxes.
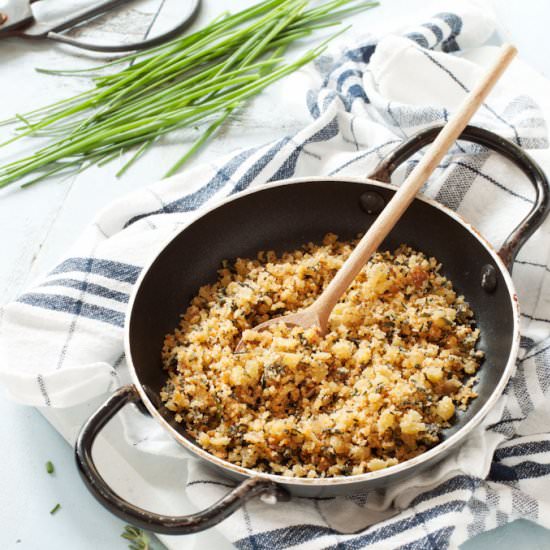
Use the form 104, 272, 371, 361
314, 43, 517, 326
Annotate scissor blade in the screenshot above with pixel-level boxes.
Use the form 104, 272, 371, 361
17, 0, 135, 38
0, 0, 34, 36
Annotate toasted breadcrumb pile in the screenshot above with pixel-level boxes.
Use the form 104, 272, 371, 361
161, 234, 482, 478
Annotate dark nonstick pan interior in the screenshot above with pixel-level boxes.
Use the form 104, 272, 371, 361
128, 178, 514, 448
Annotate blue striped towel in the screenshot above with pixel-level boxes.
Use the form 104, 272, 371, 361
1, 4, 550, 549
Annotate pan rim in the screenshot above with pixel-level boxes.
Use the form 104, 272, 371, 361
124, 175, 520, 488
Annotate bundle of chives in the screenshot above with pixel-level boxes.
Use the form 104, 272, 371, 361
0, 0, 378, 190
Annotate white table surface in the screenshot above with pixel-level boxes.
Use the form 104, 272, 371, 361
2, 0, 550, 549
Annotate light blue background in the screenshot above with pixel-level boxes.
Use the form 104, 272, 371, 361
2, 1, 550, 549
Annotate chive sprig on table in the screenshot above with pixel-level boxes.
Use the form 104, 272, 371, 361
0, 0, 378, 190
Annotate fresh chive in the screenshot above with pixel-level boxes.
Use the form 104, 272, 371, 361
46, 461, 55, 474
164, 107, 234, 178
50, 503, 61, 515
116, 137, 157, 178
0, 1, 378, 190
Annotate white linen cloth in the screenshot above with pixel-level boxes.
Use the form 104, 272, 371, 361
2, 4, 550, 549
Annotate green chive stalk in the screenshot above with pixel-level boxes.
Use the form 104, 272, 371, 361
0, 1, 378, 190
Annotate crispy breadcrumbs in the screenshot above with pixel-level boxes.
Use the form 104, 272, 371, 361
161, 234, 483, 478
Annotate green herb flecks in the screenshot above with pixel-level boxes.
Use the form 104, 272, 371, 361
49, 503, 61, 515
46, 461, 55, 474
121, 525, 151, 550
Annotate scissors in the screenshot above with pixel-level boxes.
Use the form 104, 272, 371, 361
0, 0, 201, 52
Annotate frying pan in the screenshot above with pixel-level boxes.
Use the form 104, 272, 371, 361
75, 124, 550, 534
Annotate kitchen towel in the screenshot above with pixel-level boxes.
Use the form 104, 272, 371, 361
2, 3, 550, 549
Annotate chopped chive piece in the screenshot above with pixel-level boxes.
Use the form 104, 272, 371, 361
46, 461, 54, 474
121, 525, 151, 550
50, 503, 61, 515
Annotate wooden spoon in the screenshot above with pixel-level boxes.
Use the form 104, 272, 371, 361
235, 44, 517, 352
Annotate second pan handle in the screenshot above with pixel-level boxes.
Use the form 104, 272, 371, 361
75, 385, 289, 534
369, 125, 550, 268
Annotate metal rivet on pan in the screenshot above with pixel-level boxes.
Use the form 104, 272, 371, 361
359, 191, 385, 215
481, 264, 498, 293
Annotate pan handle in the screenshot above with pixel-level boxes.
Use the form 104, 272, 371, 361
75, 385, 289, 535
369, 124, 550, 268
